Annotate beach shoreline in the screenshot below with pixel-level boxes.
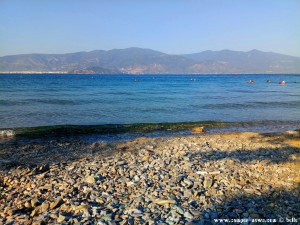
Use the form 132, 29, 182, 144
0, 129, 299, 224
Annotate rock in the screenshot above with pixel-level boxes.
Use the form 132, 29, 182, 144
31, 198, 40, 208
153, 199, 176, 205
40, 202, 49, 212
183, 179, 193, 188
38, 164, 50, 173
57, 214, 66, 223
50, 197, 64, 209
192, 127, 205, 133
85, 175, 96, 184
184, 189, 193, 198
203, 178, 213, 189
173, 205, 184, 215
96, 198, 105, 204
117, 160, 126, 166
184, 211, 194, 220
75, 204, 90, 213
24, 201, 32, 209
190, 210, 201, 217
32, 221, 46, 225
30, 209, 38, 217
128, 209, 143, 217
196, 171, 208, 175
249, 213, 261, 219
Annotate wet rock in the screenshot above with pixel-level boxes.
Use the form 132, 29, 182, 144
192, 127, 205, 133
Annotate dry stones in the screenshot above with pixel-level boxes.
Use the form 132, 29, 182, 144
85, 175, 96, 184
57, 214, 66, 223
203, 177, 213, 189
40, 202, 49, 213
0, 131, 299, 224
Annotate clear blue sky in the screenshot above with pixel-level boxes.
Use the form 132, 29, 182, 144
0, 0, 299, 56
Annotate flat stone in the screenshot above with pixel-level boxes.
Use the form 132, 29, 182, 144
203, 178, 213, 189
75, 204, 90, 213
173, 205, 184, 215
153, 199, 176, 205
128, 209, 143, 217
184, 211, 194, 220
57, 214, 66, 223
31, 198, 40, 208
85, 175, 96, 184
50, 197, 64, 209
40, 202, 49, 213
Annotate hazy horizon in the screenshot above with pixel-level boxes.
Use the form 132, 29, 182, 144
1, 0, 300, 57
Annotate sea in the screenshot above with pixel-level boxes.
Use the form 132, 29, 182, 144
1, 74, 300, 134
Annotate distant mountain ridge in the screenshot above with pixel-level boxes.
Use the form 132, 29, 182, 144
1, 47, 300, 74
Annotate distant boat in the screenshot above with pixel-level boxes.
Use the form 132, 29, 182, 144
249, 80, 254, 84
279, 81, 286, 85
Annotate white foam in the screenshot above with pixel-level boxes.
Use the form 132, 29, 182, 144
0, 130, 15, 137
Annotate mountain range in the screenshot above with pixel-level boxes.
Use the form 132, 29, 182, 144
1, 47, 300, 74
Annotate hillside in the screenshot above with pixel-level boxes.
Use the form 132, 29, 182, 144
1, 47, 300, 74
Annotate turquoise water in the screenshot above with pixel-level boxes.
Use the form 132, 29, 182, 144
0, 74, 300, 129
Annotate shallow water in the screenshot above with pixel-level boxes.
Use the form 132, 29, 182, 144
0, 74, 299, 128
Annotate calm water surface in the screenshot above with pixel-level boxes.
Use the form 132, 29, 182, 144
0, 74, 299, 129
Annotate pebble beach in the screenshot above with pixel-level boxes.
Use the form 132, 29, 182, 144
0, 130, 299, 224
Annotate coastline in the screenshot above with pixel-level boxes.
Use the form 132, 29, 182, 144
2, 120, 300, 139
0, 129, 299, 224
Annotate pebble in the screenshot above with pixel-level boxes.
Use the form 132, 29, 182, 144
57, 214, 66, 223
203, 177, 213, 189
184, 211, 194, 220
50, 197, 64, 209
128, 209, 143, 217
40, 202, 49, 213
85, 175, 96, 184
0, 131, 299, 224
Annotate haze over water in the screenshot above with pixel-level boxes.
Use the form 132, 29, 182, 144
0, 74, 300, 130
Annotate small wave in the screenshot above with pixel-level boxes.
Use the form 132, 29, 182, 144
139, 108, 174, 113
0, 99, 78, 106
22, 99, 77, 105
251, 101, 300, 106
0, 100, 28, 106
194, 100, 300, 109
0, 130, 15, 138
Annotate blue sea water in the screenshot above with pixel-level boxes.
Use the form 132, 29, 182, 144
0, 74, 300, 129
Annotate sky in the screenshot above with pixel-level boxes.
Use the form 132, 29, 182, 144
0, 0, 300, 57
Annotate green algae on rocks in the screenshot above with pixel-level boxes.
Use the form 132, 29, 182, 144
9, 121, 232, 138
